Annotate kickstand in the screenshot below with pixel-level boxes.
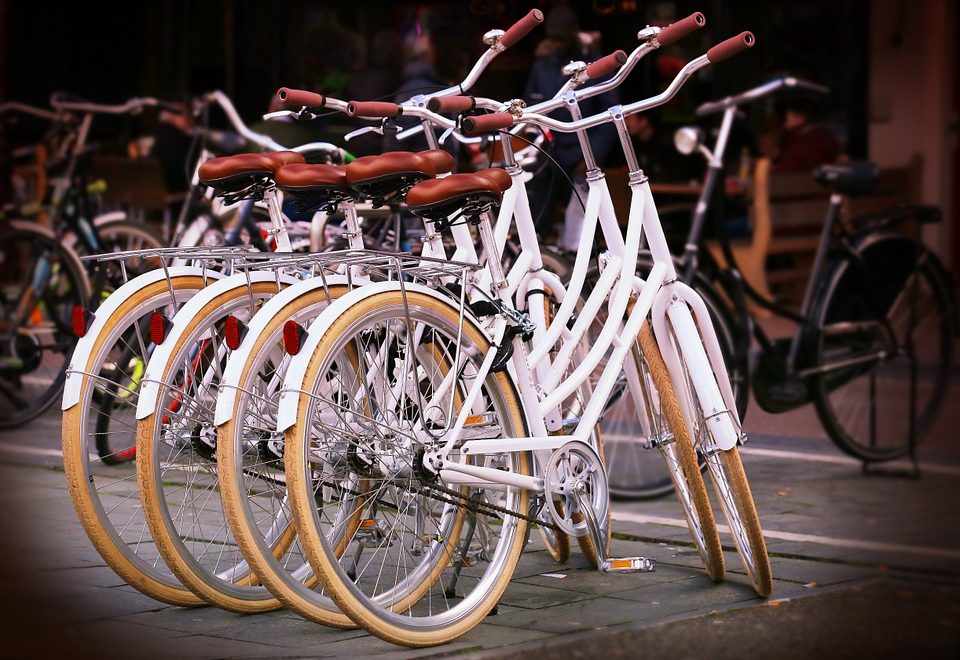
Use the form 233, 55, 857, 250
862, 449, 920, 480
863, 282, 922, 481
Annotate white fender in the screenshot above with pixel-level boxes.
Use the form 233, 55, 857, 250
135, 271, 299, 420
61, 266, 223, 410
214, 274, 348, 427
276, 281, 464, 433
651, 283, 739, 453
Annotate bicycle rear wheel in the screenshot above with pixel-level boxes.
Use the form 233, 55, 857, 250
62, 275, 208, 605
216, 284, 355, 627
285, 290, 530, 647
0, 225, 88, 428
812, 236, 953, 461
136, 281, 288, 612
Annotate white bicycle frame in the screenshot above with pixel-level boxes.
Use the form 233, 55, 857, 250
414, 57, 747, 496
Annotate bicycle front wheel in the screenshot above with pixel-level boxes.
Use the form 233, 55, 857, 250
812, 236, 954, 461
285, 290, 530, 647
598, 259, 746, 499
637, 323, 724, 581
660, 307, 772, 597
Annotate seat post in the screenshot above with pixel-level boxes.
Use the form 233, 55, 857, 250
478, 210, 507, 291
263, 188, 292, 252
341, 202, 364, 251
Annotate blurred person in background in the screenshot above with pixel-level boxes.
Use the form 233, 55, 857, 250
523, 4, 620, 243
384, 7, 470, 154
774, 96, 840, 173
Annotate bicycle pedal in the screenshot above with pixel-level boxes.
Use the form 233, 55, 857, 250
601, 557, 655, 573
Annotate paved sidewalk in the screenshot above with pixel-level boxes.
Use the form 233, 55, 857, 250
2, 320, 959, 658
0, 444, 957, 658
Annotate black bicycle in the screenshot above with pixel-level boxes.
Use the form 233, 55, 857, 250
674, 76, 956, 464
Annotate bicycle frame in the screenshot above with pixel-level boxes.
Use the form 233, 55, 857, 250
411, 62, 748, 494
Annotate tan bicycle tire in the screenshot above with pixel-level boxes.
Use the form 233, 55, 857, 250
285, 290, 530, 647
711, 447, 772, 596
62, 276, 208, 606
638, 322, 725, 582
216, 285, 356, 627
136, 281, 288, 613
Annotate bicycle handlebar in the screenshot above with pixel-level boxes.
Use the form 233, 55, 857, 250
537, 13, 705, 115
276, 87, 325, 111
0, 102, 61, 122
198, 90, 289, 152
657, 12, 706, 46
461, 112, 516, 136
49, 94, 168, 116
427, 96, 477, 113
499, 9, 545, 49
584, 50, 628, 81
695, 75, 830, 117
346, 101, 403, 119
467, 31, 756, 136
420, 10, 543, 102
706, 31, 754, 63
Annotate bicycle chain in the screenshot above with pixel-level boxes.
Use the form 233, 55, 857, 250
417, 479, 562, 532
298, 465, 561, 531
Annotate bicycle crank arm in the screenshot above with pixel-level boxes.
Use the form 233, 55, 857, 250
570, 486, 655, 574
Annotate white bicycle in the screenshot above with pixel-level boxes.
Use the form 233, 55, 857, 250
275, 27, 769, 647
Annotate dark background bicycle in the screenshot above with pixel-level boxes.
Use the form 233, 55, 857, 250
668, 77, 956, 464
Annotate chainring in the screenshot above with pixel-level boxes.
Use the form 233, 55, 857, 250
542, 440, 608, 537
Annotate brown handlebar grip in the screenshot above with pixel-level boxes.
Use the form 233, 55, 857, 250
461, 112, 516, 136
657, 12, 707, 46
584, 50, 628, 81
707, 31, 755, 63
427, 96, 476, 113
276, 87, 326, 110
499, 9, 544, 49
346, 101, 403, 118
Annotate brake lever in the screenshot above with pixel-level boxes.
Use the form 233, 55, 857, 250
263, 109, 318, 122
438, 126, 455, 145
395, 124, 424, 142
448, 130, 483, 145
344, 125, 383, 142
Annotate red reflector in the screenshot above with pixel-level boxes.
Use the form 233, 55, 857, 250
114, 446, 136, 462
150, 312, 171, 345
283, 320, 305, 355
224, 315, 246, 351
71, 306, 94, 338
260, 228, 277, 252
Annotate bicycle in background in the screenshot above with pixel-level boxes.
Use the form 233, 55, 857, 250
669, 76, 956, 463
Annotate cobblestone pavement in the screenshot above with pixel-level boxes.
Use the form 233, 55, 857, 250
0, 374, 957, 657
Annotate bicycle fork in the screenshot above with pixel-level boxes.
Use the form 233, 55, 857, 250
651, 281, 743, 454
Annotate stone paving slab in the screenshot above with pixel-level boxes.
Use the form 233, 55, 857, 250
472, 579, 960, 660
2, 400, 959, 658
